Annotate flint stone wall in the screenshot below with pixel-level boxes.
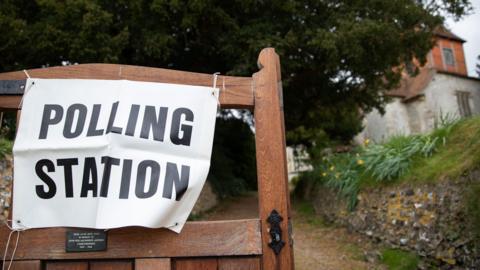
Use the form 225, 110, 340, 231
0, 155, 12, 222
313, 171, 480, 269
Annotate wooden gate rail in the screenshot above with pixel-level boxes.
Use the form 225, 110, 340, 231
0, 219, 261, 260
0, 64, 254, 110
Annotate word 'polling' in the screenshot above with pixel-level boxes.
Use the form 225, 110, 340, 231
39, 102, 194, 146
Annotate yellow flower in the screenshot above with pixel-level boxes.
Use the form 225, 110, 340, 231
322, 172, 327, 177
329, 166, 335, 171
357, 159, 364, 165
335, 173, 340, 179
364, 139, 370, 146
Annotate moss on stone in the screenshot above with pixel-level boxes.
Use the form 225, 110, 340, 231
381, 248, 419, 270
465, 183, 480, 245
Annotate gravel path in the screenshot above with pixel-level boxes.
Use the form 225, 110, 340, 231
204, 192, 384, 270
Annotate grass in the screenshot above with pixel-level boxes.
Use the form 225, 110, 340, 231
380, 248, 419, 270
398, 117, 480, 183
343, 243, 365, 261
294, 200, 328, 227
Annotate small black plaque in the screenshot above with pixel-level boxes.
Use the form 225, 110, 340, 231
66, 230, 107, 252
0, 80, 26, 95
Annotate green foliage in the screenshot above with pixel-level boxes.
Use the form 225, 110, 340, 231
208, 115, 257, 198
0, 0, 472, 147
434, 111, 459, 130
0, 138, 12, 158
302, 117, 459, 210
363, 134, 443, 181
401, 117, 480, 182
321, 152, 362, 210
0, 111, 17, 140
317, 132, 446, 210
301, 116, 480, 213
380, 248, 419, 270
294, 200, 327, 227
187, 212, 202, 221
343, 243, 365, 261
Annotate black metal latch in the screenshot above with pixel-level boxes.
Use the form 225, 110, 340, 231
267, 209, 285, 255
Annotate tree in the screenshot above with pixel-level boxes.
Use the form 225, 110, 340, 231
0, 0, 472, 147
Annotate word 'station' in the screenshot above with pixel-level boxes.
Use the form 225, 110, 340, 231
13, 79, 218, 232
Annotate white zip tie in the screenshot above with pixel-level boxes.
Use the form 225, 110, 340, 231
212, 72, 221, 111
22, 70, 30, 79
213, 72, 220, 90
2, 220, 28, 270
18, 79, 35, 110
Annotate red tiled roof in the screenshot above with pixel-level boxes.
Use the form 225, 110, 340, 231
386, 67, 435, 101
433, 26, 466, 43
386, 27, 466, 101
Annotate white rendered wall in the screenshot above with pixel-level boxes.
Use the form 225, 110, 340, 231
424, 73, 480, 121
356, 73, 480, 144
359, 98, 411, 143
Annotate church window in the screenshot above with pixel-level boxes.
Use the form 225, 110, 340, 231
456, 91, 471, 117
443, 48, 455, 66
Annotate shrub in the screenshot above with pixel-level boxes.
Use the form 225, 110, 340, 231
304, 119, 456, 211
363, 134, 443, 181
0, 138, 12, 158
321, 153, 362, 210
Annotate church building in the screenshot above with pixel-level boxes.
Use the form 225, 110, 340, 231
357, 28, 480, 143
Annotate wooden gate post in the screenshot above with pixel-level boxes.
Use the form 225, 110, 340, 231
254, 48, 294, 269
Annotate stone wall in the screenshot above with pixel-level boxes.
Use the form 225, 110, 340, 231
0, 155, 12, 222
313, 172, 480, 269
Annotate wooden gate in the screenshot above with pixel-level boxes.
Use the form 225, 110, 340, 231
0, 48, 294, 270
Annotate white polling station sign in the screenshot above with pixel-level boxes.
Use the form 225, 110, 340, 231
12, 78, 218, 233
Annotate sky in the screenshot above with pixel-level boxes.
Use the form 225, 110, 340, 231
446, 0, 480, 77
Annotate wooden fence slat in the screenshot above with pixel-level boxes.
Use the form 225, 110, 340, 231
7, 260, 41, 270
46, 261, 88, 270
218, 257, 261, 270
0, 96, 22, 110
90, 261, 133, 270
135, 258, 171, 270
0, 219, 261, 260
175, 258, 217, 270
254, 48, 294, 269
0, 64, 254, 109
